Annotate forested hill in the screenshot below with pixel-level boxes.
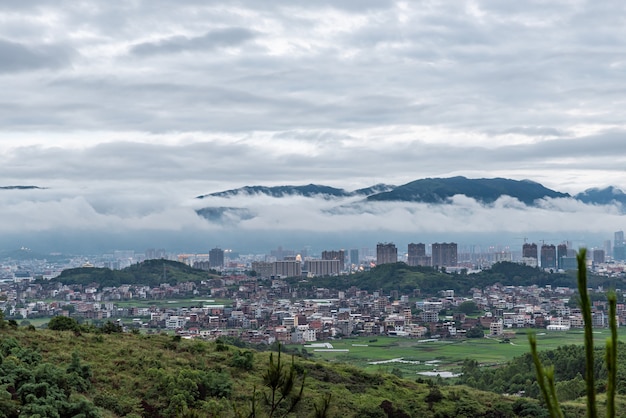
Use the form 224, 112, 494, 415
0, 326, 564, 417
290, 262, 623, 295
52, 259, 216, 287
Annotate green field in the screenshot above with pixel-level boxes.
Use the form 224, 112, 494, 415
295, 329, 626, 377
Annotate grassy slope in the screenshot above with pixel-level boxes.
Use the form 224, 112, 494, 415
2, 328, 566, 418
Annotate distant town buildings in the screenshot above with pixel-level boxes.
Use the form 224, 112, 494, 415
407, 243, 431, 267
273, 260, 301, 278
614, 231, 625, 261
321, 250, 345, 271
376, 243, 398, 265
540, 244, 556, 269
522, 243, 538, 259
593, 249, 605, 264
431, 242, 457, 267
557, 244, 567, 270
350, 249, 359, 266
306, 259, 341, 277
209, 247, 224, 268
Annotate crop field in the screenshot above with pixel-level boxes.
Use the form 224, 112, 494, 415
296, 329, 626, 377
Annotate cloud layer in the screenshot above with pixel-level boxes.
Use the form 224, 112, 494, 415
1, 1, 625, 252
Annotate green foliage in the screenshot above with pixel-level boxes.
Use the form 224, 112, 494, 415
230, 350, 254, 371
466, 325, 485, 338
248, 343, 305, 418
457, 300, 479, 315
53, 259, 212, 287
47, 316, 79, 332
99, 321, 122, 334
0, 338, 100, 417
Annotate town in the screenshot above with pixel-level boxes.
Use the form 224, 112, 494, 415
2, 233, 626, 346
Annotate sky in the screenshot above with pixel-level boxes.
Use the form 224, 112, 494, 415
1, 0, 626, 254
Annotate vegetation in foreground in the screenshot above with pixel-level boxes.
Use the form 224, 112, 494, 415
0, 322, 565, 418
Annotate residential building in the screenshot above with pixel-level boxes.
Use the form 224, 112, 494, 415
306, 260, 341, 277
376, 243, 398, 265
407, 243, 431, 266
273, 261, 302, 278
349, 249, 359, 266
321, 250, 345, 271
541, 244, 556, 269
557, 243, 567, 269
523, 243, 538, 259
209, 247, 224, 268
431, 242, 457, 267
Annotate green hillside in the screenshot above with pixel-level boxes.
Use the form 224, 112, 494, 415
0, 327, 562, 418
291, 262, 624, 296
52, 259, 217, 288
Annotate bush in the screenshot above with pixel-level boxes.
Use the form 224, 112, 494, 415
48, 316, 79, 331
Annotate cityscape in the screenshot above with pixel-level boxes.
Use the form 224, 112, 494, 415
2, 0, 626, 415
2, 230, 626, 346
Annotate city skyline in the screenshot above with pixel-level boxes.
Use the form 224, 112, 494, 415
2, 1, 626, 252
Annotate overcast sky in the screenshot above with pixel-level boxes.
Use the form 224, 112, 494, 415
1, 1, 625, 253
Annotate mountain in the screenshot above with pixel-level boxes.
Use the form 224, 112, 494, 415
366, 176, 570, 205
575, 186, 626, 206
197, 184, 352, 199
197, 177, 570, 204
197, 183, 395, 199
0, 185, 45, 190
194, 177, 625, 224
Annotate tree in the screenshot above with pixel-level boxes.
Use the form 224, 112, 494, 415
466, 325, 485, 338
458, 300, 479, 315
245, 343, 306, 418
48, 316, 79, 331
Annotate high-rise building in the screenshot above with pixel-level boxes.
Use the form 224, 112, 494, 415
407, 243, 431, 267
592, 249, 605, 264
209, 247, 224, 268
349, 249, 359, 266
305, 260, 341, 277
251, 261, 274, 278
376, 243, 398, 265
273, 260, 302, 278
557, 243, 567, 270
145, 248, 166, 260
523, 243, 538, 259
431, 242, 457, 267
614, 231, 625, 261
540, 244, 556, 269
321, 250, 345, 271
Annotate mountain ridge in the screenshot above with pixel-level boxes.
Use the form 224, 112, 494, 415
194, 176, 625, 222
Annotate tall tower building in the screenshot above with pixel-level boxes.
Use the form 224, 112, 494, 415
376, 243, 398, 265
321, 249, 345, 271
557, 243, 567, 270
592, 249, 605, 264
614, 231, 625, 261
431, 242, 457, 267
349, 249, 359, 266
407, 243, 430, 267
209, 247, 224, 268
522, 243, 538, 259
540, 244, 556, 269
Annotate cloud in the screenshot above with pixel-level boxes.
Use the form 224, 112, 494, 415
0, 38, 72, 72
0, 1, 625, 252
130, 28, 257, 56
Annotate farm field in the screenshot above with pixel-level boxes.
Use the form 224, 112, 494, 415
294, 329, 626, 377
